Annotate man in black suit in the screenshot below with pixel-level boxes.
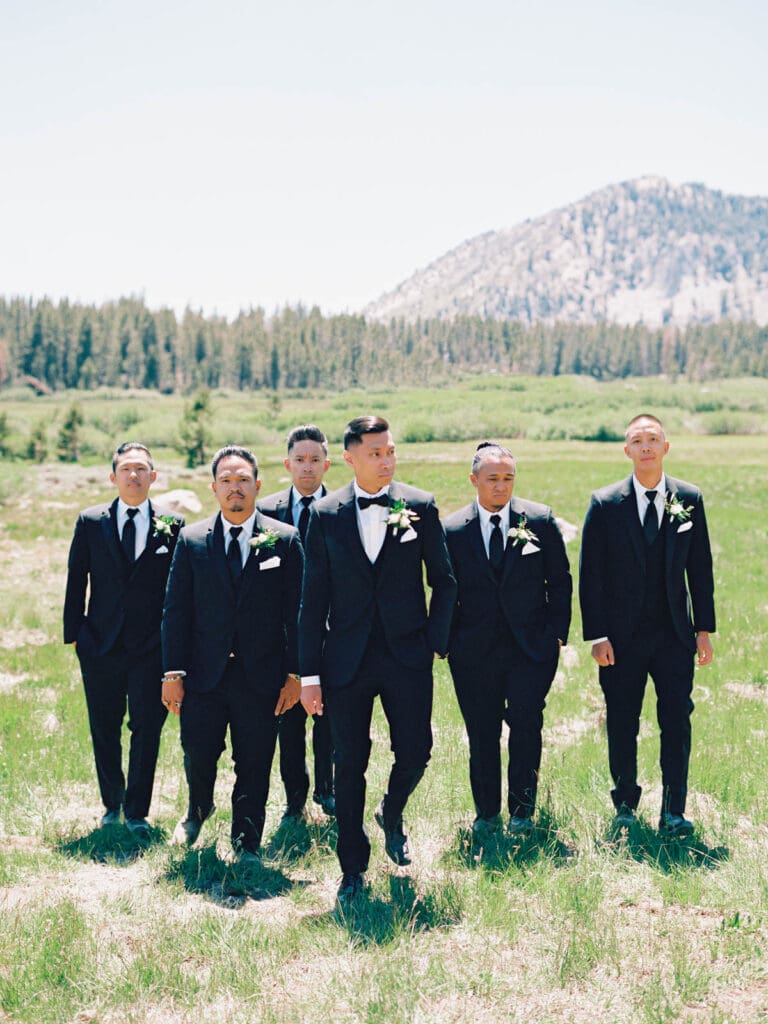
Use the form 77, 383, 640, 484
579, 414, 715, 837
63, 441, 184, 832
161, 445, 304, 860
443, 442, 572, 837
257, 424, 334, 821
299, 416, 456, 900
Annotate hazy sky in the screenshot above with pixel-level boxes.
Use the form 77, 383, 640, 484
2, 0, 766, 317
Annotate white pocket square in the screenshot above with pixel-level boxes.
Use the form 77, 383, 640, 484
155, 545, 169, 554
677, 521, 693, 533
399, 527, 418, 543
521, 542, 540, 556
259, 555, 281, 570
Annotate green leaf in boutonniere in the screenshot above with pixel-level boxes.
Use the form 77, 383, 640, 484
507, 514, 538, 547
665, 492, 694, 524
248, 528, 280, 552
152, 515, 176, 538
386, 498, 420, 533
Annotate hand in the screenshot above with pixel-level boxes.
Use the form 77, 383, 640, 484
696, 631, 714, 666
274, 675, 301, 715
161, 676, 185, 717
591, 639, 615, 667
301, 683, 324, 717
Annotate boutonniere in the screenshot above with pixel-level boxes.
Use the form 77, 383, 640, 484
507, 514, 538, 547
665, 493, 694, 524
386, 498, 420, 533
152, 515, 176, 538
248, 528, 280, 552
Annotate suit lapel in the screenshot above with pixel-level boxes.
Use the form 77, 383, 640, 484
619, 476, 646, 569
501, 499, 526, 582
465, 503, 497, 583
338, 483, 375, 577
206, 514, 236, 599
102, 500, 126, 573
663, 476, 682, 580
237, 511, 272, 606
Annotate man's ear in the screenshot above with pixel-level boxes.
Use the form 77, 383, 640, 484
255, 479, 262, 496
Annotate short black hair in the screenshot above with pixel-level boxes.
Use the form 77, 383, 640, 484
343, 415, 390, 450
287, 424, 328, 455
211, 445, 259, 479
625, 414, 665, 440
112, 441, 153, 473
471, 440, 515, 473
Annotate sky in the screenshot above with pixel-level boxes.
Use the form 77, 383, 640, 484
1, 0, 767, 318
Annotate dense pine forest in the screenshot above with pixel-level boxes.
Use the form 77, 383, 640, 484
1, 296, 767, 393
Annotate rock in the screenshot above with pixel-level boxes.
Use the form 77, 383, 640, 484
153, 489, 203, 515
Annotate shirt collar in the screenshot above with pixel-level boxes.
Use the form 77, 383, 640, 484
117, 498, 149, 520
353, 481, 389, 503
291, 485, 324, 507
220, 509, 257, 536
632, 473, 666, 499
476, 500, 511, 530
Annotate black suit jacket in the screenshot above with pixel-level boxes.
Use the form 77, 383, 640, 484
257, 485, 327, 526
579, 474, 715, 654
161, 511, 303, 694
63, 499, 184, 657
298, 481, 457, 689
443, 498, 572, 666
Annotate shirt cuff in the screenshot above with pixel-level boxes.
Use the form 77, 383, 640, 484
586, 637, 608, 645
301, 675, 321, 687
163, 669, 187, 678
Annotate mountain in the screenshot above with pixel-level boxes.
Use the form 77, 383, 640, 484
364, 176, 768, 326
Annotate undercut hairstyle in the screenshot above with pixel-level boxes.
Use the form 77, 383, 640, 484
211, 445, 259, 480
287, 424, 328, 455
112, 441, 153, 472
343, 415, 390, 450
471, 440, 515, 474
625, 413, 665, 440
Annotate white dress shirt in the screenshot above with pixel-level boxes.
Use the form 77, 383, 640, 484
354, 481, 390, 563
117, 499, 150, 559
290, 485, 324, 527
476, 501, 511, 558
222, 509, 257, 568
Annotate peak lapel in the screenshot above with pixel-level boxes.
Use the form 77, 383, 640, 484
338, 484, 376, 577
102, 501, 126, 574
206, 515, 236, 599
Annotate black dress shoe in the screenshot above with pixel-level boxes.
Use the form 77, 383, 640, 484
280, 803, 306, 823
472, 814, 502, 837
171, 804, 215, 847
374, 804, 412, 866
658, 813, 694, 838
313, 792, 336, 816
100, 808, 121, 827
337, 872, 365, 902
125, 817, 151, 835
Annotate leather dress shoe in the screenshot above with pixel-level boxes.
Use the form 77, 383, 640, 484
659, 813, 694, 838
612, 806, 637, 830
374, 803, 412, 866
472, 814, 502, 837
172, 805, 215, 847
507, 815, 533, 836
233, 844, 262, 865
125, 817, 151, 835
100, 808, 121, 827
313, 792, 336, 817
280, 803, 306, 823
337, 872, 365, 902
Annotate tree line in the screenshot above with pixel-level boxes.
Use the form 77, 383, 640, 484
1, 295, 767, 392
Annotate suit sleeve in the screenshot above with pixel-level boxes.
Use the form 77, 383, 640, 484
578, 495, 609, 642
421, 499, 458, 656
282, 532, 304, 674
685, 493, 716, 633
161, 531, 194, 674
542, 511, 572, 643
63, 515, 88, 643
298, 510, 331, 678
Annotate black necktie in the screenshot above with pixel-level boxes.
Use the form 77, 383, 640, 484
643, 490, 659, 545
357, 494, 389, 510
227, 525, 243, 580
297, 496, 313, 541
122, 507, 138, 563
489, 513, 505, 573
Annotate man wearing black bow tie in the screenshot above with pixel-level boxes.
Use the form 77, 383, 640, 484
579, 415, 715, 837
443, 442, 572, 838
161, 445, 303, 860
298, 416, 456, 900
64, 442, 184, 833
257, 424, 335, 821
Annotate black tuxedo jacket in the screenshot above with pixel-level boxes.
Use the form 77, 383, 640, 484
161, 511, 303, 694
63, 498, 184, 657
298, 481, 457, 689
443, 498, 572, 666
257, 485, 327, 526
579, 474, 715, 654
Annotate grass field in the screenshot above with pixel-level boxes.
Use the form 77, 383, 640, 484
1, 380, 767, 1023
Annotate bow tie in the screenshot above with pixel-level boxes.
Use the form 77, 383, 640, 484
357, 494, 389, 510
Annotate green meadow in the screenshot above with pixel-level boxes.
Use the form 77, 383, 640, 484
1, 376, 767, 1023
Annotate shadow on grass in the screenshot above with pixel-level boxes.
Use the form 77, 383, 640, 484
263, 814, 337, 865
600, 818, 730, 871
313, 873, 464, 947
442, 808, 575, 874
55, 823, 166, 865
160, 844, 303, 907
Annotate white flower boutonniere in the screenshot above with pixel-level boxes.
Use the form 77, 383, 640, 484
152, 515, 176, 538
249, 528, 280, 552
387, 498, 420, 533
507, 514, 538, 547
665, 493, 694, 524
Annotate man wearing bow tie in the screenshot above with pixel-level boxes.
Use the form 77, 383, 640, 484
443, 442, 572, 839
257, 424, 335, 821
161, 445, 303, 860
63, 442, 184, 833
298, 416, 456, 901
579, 414, 715, 837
